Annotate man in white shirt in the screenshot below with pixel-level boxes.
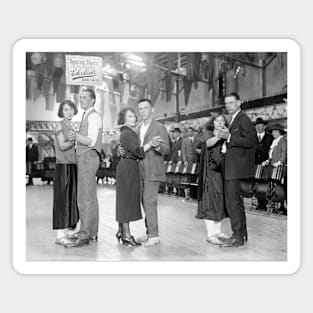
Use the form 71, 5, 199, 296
67, 88, 103, 247
136, 99, 170, 246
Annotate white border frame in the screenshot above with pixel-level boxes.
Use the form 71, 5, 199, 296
13, 39, 300, 274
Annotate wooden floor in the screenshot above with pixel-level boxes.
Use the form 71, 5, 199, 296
26, 181, 287, 262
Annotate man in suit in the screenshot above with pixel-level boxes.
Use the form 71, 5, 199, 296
26, 137, 39, 185
255, 117, 273, 165
137, 99, 170, 246
181, 127, 197, 200
217, 92, 257, 247
170, 127, 183, 163
254, 117, 273, 210
181, 126, 197, 164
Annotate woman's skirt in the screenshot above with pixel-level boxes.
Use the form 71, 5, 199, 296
115, 158, 142, 223
53, 164, 79, 229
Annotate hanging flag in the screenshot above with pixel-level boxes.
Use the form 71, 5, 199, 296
183, 77, 193, 107
166, 53, 175, 102
45, 82, 55, 111
53, 67, 64, 94
56, 72, 66, 103
148, 67, 161, 105
207, 54, 215, 91
192, 53, 201, 89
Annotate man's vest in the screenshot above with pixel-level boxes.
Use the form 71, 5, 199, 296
76, 108, 103, 155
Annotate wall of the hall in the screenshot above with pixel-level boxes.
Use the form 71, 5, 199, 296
153, 54, 287, 118
26, 54, 287, 127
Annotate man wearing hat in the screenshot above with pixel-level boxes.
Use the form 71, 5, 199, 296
255, 117, 273, 165
255, 117, 273, 210
181, 126, 197, 164
170, 127, 183, 163
181, 126, 197, 200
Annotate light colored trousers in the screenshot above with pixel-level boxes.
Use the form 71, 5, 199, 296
140, 179, 160, 238
77, 150, 100, 239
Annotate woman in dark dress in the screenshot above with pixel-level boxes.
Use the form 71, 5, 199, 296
115, 108, 154, 246
53, 100, 79, 246
196, 114, 230, 245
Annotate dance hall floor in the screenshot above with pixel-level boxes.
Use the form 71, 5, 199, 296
26, 182, 287, 262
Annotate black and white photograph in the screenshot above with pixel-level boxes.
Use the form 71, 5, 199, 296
13, 39, 300, 274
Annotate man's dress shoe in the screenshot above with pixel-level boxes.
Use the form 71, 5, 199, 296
220, 237, 244, 247
64, 237, 89, 248
67, 233, 97, 241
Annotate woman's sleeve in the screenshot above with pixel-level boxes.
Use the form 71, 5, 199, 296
279, 137, 287, 164
120, 129, 145, 159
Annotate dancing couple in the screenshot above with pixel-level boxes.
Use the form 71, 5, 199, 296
196, 92, 256, 247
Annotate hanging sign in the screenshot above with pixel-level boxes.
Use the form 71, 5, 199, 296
65, 55, 103, 86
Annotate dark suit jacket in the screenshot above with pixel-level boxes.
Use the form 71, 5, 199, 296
26, 144, 39, 162
170, 137, 183, 162
139, 119, 170, 182
255, 132, 273, 164
224, 111, 257, 180
181, 137, 196, 163
270, 135, 287, 165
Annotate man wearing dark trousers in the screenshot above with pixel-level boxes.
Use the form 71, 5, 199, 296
217, 92, 256, 247
26, 138, 39, 186
254, 117, 273, 210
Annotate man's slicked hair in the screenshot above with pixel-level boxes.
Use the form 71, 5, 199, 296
138, 98, 153, 107
81, 87, 96, 104
225, 92, 240, 101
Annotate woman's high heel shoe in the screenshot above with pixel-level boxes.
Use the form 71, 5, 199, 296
116, 232, 122, 243
121, 236, 141, 246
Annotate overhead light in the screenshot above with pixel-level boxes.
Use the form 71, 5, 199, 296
128, 59, 146, 67
233, 66, 241, 79
126, 53, 146, 67
103, 64, 111, 74
128, 54, 143, 62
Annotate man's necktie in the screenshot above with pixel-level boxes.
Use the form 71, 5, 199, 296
78, 111, 86, 132
75, 111, 86, 153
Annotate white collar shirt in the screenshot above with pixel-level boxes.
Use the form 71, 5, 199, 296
140, 121, 151, 146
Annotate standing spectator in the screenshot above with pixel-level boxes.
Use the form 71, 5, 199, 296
254, 117, 273, 210
181, 126, 197, 164
181, 126, 197, 199
163, 131, 173, 162
263, 123, 287, 214
26, 137, 39, 185
169, 127, 183, 195
170, 127, 183, 162
255, 118, 273, 164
